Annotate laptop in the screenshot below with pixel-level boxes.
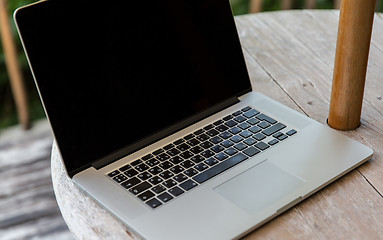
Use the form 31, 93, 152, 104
14, 0, 373, 239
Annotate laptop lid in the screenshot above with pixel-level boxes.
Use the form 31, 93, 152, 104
15, 0, 252, 177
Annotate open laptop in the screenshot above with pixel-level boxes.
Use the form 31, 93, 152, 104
15, 0, 373, 239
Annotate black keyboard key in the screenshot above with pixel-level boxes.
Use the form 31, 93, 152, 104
247, 118, 260, 125
163, 144, 174, 150
241, 106, 252, 112
273, 132, 283, 138
243, 109, 260, 118
187, 138, 200, 146
194, 129, 205, 135
135, 163, 149, 172
239, 130, 253, 138
124, 169, 138, 178
179, 180, 198, 191
203, 124, 214, 131
131, 159, 142, 166
253, 133, 266, 141
138, 172, 152, 181
181, 160, 195, 169
258, 121, 271, 129
243, 138, 257, 146
254, 141, 270, 151
201, 150, 214, 158
190, 146, 204, 154
142, 154, 153, 161
129, 182, 151, 195
184, 134, 195, 140
152, 185, 166, 194
190, 155, 205, 163
234, 143, 247, 151
243, 146, 261, 157
193, 153, 248, 184
234, 115, 247, 123
149, 176, 163, 185
249, 126, 261, 133
163, 179, 177, 188
268, 139, 279, 146
170, 165, 185, 174
286, 129, 297, 136
230, 135, 243, 143
278, 135, 288, 141
229, 127, 242, 135
156, 153, 170, 162
119, 164, 131, 172
200, 141, 214, 149
174, 173, 188, 183
173, 139, 185, 145
194, 163, 208, 172
232, 110, 242, 116
219, 131, 233, 139
224, 147, 238, 156
169, 186, 184, 197
166, 148, 180, 156
180, 151, 194, 159
146, 158, 160, 167
221, 140, 234, 148
160, 170, 174, 179
215, 152, 228, 161
211, 145, 224, 153
149, 166, 163, 175
184, 168, 198, 177
256, 113, 277, 124
152, 149, 164, 155
170, 156, 183, 165
196, 133, 210, 142
206, 129, 220, 137
216, 125, 229, 132
108, 170, 120, 178
159, 161, 173, 170
223, 115, 233, 121
121, 177, 140, 189
225, 120, 238, 128
113, 174, 128, 183
146, 198, 162, 209
213, 120, 224, 126
210, 136, 223, 144
238, 122, 251, 130
262, 123, 286, 136
138, 190, 155, 201
158, 192, 173, 202
205, 157, 219, 166
177, 143, 190, 151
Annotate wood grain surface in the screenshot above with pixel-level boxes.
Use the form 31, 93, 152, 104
51, 10, 383, 239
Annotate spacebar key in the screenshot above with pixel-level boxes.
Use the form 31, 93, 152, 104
193, 153, 248, 184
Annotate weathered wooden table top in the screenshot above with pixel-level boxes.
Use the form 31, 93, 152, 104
52, 10, 383, 239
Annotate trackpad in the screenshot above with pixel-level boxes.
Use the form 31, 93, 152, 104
214, 161, 305, 214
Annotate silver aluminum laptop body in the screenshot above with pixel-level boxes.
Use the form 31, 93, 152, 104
15, 1, 373, 239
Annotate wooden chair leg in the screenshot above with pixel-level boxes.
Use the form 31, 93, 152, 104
249, 0, 262, 13
0, 0, 30, 129
328, 0, 376, 130
282, 0, 293, 10
334, 0, 341, 9
305, 0, 317, 9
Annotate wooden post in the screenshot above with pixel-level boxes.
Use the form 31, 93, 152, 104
249, 0, 262, 13
334, 0, 341, 9
282, 0, 292, 10
328, 0, 376, 130
0, 0, 30, 129
305, 0, 317, 9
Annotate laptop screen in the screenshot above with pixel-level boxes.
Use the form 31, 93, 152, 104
16, 0, 251, 176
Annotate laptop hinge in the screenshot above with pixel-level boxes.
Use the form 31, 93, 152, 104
91, 96, 241, 170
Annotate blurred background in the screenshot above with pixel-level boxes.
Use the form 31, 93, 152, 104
0, 0, 382, 239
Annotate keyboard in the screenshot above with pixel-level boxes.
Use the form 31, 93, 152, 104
106, 106, 297, 209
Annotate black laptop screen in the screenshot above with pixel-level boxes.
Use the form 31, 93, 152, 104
16, 0, 251, 176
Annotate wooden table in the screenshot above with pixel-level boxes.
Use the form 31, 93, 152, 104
51, 10, 383, 239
